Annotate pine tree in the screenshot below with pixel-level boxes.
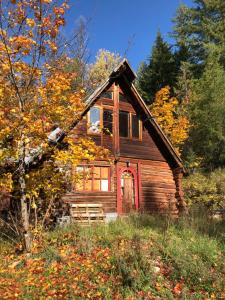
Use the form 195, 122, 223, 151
186, 53, 225, 168
136, 32, 177, 104
172, 0, 225, 74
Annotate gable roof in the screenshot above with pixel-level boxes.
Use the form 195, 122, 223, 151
24, 59, 183, 171
80, 59, 183, 169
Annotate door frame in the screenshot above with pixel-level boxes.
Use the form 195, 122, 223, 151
117, 166, 139, 214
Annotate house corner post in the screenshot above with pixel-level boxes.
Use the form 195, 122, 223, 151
173, 167, 187, 214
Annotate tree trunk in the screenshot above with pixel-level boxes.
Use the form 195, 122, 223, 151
19, 136, 32, 252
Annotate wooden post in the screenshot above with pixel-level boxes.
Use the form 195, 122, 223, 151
113, 83, 120, 157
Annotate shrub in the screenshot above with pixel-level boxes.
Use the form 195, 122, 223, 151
183, 168, 225, 210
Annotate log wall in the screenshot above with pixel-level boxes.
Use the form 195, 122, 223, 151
139, 160, 178, 215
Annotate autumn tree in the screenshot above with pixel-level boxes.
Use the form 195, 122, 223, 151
150, 86, 189, 154
0, 1, 107, 251
87, 49, 122, 90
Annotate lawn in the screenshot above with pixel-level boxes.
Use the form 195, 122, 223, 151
0, 214, 224, 299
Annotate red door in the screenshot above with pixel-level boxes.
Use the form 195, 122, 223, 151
117, 167, 139, 214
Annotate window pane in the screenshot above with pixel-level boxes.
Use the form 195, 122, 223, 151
100, 91, 113, 99
103, 109, 113, 135
76, 180, 83, 191
83, 167, 91, 179
93, 167, 101, 179
119, 92, 129, 103
101, 180, 108, 191
76, 166, 84, 174
85, 179, 92, 191
93, 179, 101, 191
89, 107, 100, 134
132, 114, 140, 139
101, 167, 109, 179
119, 111, 129, 137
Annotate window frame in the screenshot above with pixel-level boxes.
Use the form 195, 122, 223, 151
130, 113, 142, 140
74, 165, 111, 192
119, 110, 130, 138
119, 110, 142, 140
87, 105, 113, 136
103, 108, 113, 136
87, 105, 102, 135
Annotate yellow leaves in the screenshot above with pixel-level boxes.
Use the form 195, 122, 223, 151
48, 41, 57, 52
150, 86, 190, 154
26, 18, 35, 27
10, 35, 36, 54
1, 63, 10, 72
0, 173, 13, 193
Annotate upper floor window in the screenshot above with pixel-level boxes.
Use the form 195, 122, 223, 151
88, 106, 113, 135
88, 106, 101, 134
132, 114, 140, 139
119, 111, 129, 138
119, 92, 129, 103
103, 109, 113, 135
75, 166, 110, 192
100, 91, 113, 99
119, 111, 141, 140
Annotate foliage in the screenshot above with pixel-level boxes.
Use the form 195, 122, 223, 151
0, 0, 109, 249
136, 32, 177, 104
183, 168, 225, 211
87, 49, 122, 90
0, 215, 224, 299
150, 86, 190, 154
172, 0, 225, 73
186, 55, 225, 168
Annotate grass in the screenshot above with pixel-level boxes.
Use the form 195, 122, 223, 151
0, 214, 224, 299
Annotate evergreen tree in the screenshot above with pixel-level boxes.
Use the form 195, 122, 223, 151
173, 0, 225, 74
136, 32, 177, 104
186, 53, 225, 169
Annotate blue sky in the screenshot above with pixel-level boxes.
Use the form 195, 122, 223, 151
66, 0, 193, 71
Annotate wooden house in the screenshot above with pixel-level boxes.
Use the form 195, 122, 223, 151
63, 59, 186, 221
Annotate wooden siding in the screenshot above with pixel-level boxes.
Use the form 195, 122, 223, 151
63, 164, 117, 214
139, 160, 178, 214
63, 81, 184, 216
118, 88, 166, 161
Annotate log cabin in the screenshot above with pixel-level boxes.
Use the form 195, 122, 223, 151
63, 59, 186, 221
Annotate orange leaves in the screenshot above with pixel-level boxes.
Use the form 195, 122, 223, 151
173, 282, 183, 296
53, 7, 65, 16
0, 242, 115, 299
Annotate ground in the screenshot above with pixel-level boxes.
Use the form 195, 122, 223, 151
0, 215, 224, 299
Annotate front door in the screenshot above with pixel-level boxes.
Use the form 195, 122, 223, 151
117, 167, 139, 214
121, 171, 135, 213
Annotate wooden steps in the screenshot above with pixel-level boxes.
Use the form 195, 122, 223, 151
70, 203, 106, 226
